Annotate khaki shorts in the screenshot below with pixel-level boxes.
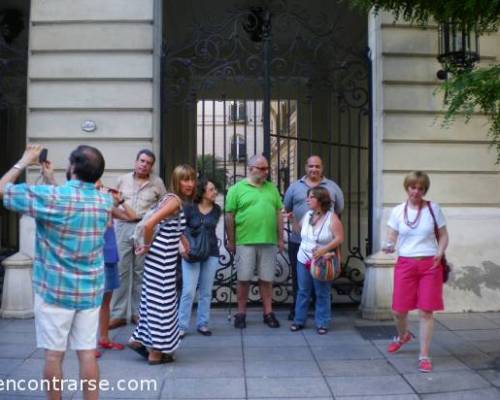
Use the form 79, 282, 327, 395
34, 294, 99, 351
235, 245, 277, 282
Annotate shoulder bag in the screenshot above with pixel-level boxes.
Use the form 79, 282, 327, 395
307, 212, 342, 282
185, 211, 212, 262
427, 201, 451, 283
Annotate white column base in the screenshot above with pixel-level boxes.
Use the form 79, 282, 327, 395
1, 252, 34, 319
360, 251, 396, 320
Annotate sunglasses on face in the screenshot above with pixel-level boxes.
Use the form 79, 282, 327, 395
252, 166, 269, 171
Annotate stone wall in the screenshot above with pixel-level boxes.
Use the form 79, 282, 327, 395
27, 0, 160, 187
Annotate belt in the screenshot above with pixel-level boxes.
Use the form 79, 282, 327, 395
400, 256, 432, 260
120, 219, 141, 223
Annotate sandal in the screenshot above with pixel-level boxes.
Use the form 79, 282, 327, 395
317, 327, 328, 335
99, 339, 125, 350
290, 323, 304, 332
127, 341, 149, 359
148, 352, 175, 365
263, 312, 280, 328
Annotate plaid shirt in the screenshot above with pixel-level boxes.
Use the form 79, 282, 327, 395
3, 180, 113, 310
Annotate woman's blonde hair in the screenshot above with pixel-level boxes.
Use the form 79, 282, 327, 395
170, 164, 196, 200
403, 171, 430, 194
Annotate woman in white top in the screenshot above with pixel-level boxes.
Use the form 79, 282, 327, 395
383, 171, 449, 373
290, 187, 344, 334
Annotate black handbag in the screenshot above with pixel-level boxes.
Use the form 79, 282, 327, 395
428, 201, 451, 283
185, 215, 211, 262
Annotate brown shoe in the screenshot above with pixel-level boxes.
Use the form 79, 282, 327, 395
131, 315, 140, 325
109, 318, 127, 330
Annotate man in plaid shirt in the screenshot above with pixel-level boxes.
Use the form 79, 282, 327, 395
0, 144, 112, 400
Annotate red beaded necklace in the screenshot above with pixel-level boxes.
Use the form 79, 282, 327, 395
404, 200, 423, 229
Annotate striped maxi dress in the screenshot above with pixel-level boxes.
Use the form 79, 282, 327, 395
131, 210, 186, 354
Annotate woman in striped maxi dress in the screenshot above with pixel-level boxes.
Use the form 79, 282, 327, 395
129, 164, 196, 364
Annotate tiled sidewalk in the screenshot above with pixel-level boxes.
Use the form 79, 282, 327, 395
1, 308, 500, 399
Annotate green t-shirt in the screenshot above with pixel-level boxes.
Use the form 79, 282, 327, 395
225, 179, 283, 245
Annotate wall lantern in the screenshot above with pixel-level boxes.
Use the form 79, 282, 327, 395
437, 21, 479, 80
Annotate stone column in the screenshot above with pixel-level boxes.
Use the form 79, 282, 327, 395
0, 252, 34, 318
360, 251, 396, 320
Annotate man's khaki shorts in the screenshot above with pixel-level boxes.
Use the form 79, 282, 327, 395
34, 294, 99, 351
235, 245, 277, 282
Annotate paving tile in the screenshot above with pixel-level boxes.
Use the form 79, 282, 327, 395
0, 343, 37, 359
420, 388, 500, 399
311, 344, 383, 360
243, 334, 308, 347
319, 359, 398, 377
178, 345, 243, 361
336, 396, 419, 400
247, 377, 331, 398
470, 340, 500, 354
373, 340, 452, 358
0, 358, 24, 376
403, 370, 491, 394
477, 369, 500, 387
436, 315, 499, 331
181, 334, 242, 348
453, 329, 500, 342
304, 331, 367, 346
0, 331, 36, 345
250, 398, 333, 400
245, 360, 322, 377
327, 375, 414, 396
387, 356, 470, 374
168, 360, 244, 378
1, 319, 36, 333
244, 346, 314, 361
161, 377, 245, 399
456, 353, 496, 369
441, 342, 487, 357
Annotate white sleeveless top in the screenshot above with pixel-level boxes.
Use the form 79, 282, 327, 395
297, 210, 334, 264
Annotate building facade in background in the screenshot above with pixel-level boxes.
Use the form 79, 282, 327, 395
1, 0, 499, 311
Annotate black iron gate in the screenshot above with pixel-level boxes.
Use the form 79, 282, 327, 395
162, 0, 371, 304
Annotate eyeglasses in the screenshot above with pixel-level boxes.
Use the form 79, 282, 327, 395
252, 166, 269, 171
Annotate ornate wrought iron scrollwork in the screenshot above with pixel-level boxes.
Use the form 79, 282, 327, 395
165, 1, 370, 305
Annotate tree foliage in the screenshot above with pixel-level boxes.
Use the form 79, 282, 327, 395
350, 0, 500, 32
350, 0, 500, 160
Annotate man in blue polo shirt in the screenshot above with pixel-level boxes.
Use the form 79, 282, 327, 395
0, 144, 112, 400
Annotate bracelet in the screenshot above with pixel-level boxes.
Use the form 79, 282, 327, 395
13, 163, 25, 170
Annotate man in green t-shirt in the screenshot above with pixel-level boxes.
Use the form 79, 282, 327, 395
225, 155, 284, 329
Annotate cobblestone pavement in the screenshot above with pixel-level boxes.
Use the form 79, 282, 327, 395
1, 308, 500, 399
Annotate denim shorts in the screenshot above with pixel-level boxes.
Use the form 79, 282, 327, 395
104, 262, 120, 292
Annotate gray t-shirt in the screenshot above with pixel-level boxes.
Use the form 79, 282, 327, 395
283, 176, 344, 243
